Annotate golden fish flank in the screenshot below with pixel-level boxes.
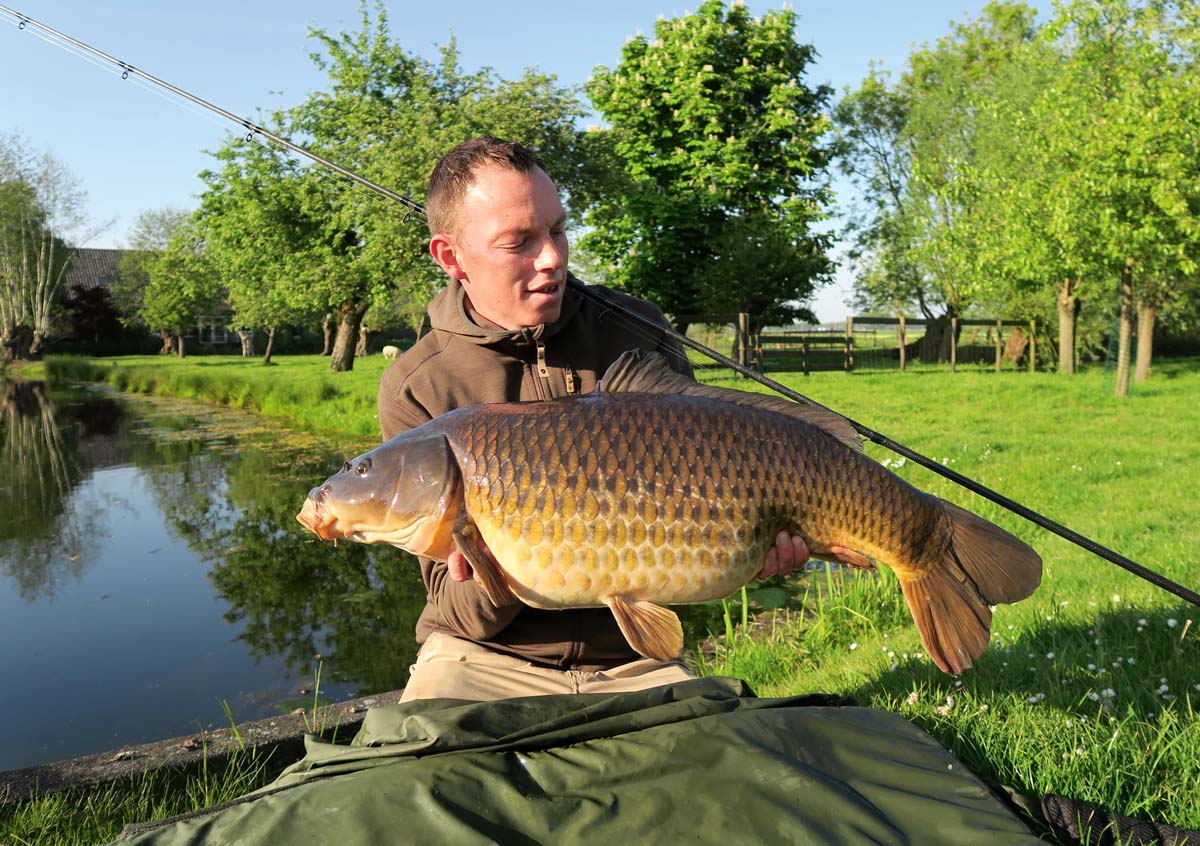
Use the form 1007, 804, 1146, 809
465, 400, 762, 608
296, 351, 1042, 675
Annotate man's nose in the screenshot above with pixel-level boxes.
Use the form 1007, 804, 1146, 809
533, 234, 566, 273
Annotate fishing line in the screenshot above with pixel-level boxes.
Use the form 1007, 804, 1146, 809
11, 21, 236, 136
4, 4, 1197, 610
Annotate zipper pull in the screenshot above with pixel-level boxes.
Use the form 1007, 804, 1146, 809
536, 341, 550, 380
565, 368, 577, 394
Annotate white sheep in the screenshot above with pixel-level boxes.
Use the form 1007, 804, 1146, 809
382, 345, 400, 360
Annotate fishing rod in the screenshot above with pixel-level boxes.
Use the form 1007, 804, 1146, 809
5, 5, 1198, 610
0, 5, 424, 217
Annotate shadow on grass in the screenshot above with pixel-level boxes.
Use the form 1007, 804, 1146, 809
839, 602, 1198, 722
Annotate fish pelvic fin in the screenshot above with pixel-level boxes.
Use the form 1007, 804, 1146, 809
598, 350, 863, 453
453, 524, 518, 607
899, 500, 1042, 675
604, 595, 684, 661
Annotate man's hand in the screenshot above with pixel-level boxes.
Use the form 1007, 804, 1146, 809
757, 532, 810, 579
447, 545, 505, 583
447, 548, 477, 582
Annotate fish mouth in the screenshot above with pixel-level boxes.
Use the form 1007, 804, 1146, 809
296, 488, 341, 540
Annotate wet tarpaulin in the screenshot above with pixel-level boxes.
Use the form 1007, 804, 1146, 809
116, 677, 1044, 845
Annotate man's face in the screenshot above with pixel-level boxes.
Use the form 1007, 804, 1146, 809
429, 165, 569, 330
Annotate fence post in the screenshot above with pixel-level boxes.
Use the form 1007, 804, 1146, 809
950, 316, 958, 373
844, 317, 854, 372
736, 312, 750, 373
898, 313, 907, 372
1029, 319, 1037, 373
995, 318, 1003, 372
802, 338, 809, 375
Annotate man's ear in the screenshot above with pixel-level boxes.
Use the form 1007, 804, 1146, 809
430, 233, 467, 281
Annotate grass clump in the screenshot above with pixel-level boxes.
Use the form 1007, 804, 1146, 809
0, 749, 277, 845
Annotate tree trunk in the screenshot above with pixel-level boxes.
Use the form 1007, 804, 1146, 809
1134, 301, 1155, 383
158, 330, 174, 355
1, 325, 34, 363
321, 313, 336, 356
176, 334, 186, 359
1114, 265, 1133, 396
918, 315, 956, 363
356, 327, 378, 357
261, 327, 276, 366
329, 300, 370, 372
1056, 278, 1079, 375
237, 329, 256, 357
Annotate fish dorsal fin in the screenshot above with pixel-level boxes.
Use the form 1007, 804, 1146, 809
599, 350, 863, 453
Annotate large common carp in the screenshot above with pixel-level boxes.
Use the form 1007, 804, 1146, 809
297, 351, 1041, 674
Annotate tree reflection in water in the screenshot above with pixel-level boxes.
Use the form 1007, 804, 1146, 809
0, 381, 428, 698
130, 406, 430, 696
0, 379, 110, 601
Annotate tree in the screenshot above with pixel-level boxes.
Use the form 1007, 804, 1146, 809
114, 207, 193, 324
998, 0, 1200, 384
198, 138, 325, 365
582, 0, 834, 333
835, 3, 1043, 362
198, 2, 587, 372
139, 217, 221, 357
0, 132, 101, 362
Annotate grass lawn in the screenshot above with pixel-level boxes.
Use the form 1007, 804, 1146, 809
5, 352, 1199, 841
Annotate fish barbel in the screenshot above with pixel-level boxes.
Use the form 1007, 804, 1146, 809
297, 351, 1041, 674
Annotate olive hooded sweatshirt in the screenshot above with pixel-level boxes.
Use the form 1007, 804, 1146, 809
378, 275, 692, 669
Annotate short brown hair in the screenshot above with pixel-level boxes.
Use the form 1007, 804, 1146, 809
425, 137, 544, 236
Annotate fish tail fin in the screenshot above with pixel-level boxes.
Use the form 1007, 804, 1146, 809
899, 499, 1042, 675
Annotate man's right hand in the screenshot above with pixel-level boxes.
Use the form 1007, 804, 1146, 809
447, 541, 505, 584
447, 548, 476, 582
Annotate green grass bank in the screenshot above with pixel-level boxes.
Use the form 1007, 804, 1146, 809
37, 354, 398, 441
4, 353, 1198, 842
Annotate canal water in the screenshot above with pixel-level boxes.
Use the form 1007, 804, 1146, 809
0, 379, 426, 771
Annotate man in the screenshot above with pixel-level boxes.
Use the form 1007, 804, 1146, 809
379, 137, 808, 702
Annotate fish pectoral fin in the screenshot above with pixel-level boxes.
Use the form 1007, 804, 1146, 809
452, 525, 517, 607
809, 543, 876, 571
604, 595, 684, 661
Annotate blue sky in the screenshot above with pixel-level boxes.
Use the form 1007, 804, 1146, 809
0, 1, 1047, 320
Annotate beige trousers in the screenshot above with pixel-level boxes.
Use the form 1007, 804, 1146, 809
399, 631, 696, 702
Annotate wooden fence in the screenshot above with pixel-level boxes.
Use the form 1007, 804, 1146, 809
683, 313, 1037, 375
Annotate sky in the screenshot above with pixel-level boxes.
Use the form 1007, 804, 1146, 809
0, 0, 1047, 321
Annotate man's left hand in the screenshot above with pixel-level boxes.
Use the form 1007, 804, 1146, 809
757, 532, 809, 579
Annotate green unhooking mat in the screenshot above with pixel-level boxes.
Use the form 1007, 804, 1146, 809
116, 678, 1042, 845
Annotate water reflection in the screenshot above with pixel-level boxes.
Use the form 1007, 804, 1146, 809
0, 380, 427, 769
0, 380, 112, 601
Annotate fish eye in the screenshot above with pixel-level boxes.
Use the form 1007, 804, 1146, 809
355, 460, 371, 476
